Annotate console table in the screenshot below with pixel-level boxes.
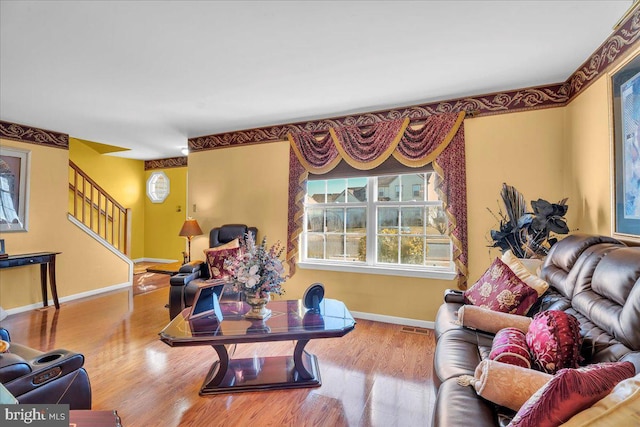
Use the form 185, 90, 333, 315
160, 298, 355, 395
0, 252, 61, 309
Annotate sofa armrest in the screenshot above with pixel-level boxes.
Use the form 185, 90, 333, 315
4, 348, 85, 398
444, 289, 464, 304
178, 260, 204, 274
171, 261, 206, 287
170, 271, 200, 287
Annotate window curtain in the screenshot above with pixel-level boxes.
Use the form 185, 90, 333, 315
286, 111, 468, 288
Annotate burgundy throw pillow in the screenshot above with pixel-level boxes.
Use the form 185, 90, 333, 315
525, 310, 582, 374
490, 327, 532, 369
464, 258, 538, 315
204, 247, 239, 279
509, 361, 636, 427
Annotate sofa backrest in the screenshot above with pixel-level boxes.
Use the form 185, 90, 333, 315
540, 233, 623, 299
572, 246, 640, 351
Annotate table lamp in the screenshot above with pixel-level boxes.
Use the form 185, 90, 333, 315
179, 218, 203, 262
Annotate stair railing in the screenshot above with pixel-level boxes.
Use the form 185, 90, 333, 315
68, 161, 130, 256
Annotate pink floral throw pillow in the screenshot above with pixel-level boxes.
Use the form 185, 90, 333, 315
464, 258, 538, 315
204, 247, 239, 279
509, 361, 636, 427
490, 327, 532, 369
525, 310, 582, 374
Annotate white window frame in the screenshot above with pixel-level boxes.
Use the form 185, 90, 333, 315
298, 173, 457, 280
146, 171, 170, 203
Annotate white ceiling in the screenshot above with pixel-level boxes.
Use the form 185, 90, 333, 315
0, 1, 634, 160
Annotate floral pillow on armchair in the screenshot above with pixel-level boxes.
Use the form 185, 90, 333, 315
203, 238, 240, 279
464, 258, 538, 315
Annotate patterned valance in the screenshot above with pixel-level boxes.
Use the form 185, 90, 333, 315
286, 111, 468, 288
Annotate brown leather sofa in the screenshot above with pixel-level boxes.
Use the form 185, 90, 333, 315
0, 329, 91, 408
432, 234, 640, 426
168, 224, 257, 319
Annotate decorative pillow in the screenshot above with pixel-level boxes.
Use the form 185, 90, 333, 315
458, 305, 532, 335
509, 362, 636, 427
208, 238, 240, 251
501, 250, 549, 296
457, 359, 552, 412
490, 328, 532, 369
563, 373, 640, 426
203, 238, 240, 279
464, 258, 539, 315
525, 310, 582, 374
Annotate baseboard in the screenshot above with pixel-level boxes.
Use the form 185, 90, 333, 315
3, 282, 132, 316
133, 258, 178, 264
350, 310, 434, 329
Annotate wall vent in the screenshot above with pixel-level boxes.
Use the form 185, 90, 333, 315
400, 326, 431, 335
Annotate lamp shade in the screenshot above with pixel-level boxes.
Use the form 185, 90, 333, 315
179, 219, 203, 238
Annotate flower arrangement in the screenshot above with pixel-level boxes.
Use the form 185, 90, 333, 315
224, 234, 287, 298
488, 183, 570, 258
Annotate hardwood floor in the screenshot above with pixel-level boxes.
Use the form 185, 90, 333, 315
0, 288, 437, 426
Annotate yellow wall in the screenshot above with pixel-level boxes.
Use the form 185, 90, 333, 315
69, 138, 146, 259
465, 108, 568, 281
144, 167, 188, 261
0, 138, 129, 310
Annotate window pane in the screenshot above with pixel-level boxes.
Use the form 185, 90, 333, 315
378, 175, 400, 201
356, 235, 366, 261
345, 234, 364, 260
348, 177, 367, 202
400, 207, 423, 232
326, 208, 344, 232
426, 173, 438, 201
346, 207, 366, 232
377, 232, 398, 263
327, 179, 346, 203
427, 205, 448, 235
401, 235, 425, 265
306, 234, 325, 259
307, 208, 324, 232
326, 234, 345, 259
307, 181, 326, 203
378, 207, 399, 231
403, 174, 425, 201
426, 237, 451, 262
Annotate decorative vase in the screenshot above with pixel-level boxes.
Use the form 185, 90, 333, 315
244, 291, 271, 320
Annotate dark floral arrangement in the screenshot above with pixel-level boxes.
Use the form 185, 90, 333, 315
488, 183, 570, 258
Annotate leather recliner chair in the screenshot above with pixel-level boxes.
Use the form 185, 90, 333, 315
168, 224, 258, 319
0, 328, 92, 409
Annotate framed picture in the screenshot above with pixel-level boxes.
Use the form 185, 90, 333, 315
611, 50, 640, 243
0, 147, 30, 232
188, 280, 225, 321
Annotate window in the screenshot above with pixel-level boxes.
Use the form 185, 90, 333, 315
300, 172, 455, 279
412, 184, 422, 198
146, 171, 170, 203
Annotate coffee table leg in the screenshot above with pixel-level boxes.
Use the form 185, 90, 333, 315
201, 345, 230, 392
293, 339, 314, 380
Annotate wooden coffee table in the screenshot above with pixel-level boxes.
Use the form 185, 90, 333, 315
159, 299, 355, 395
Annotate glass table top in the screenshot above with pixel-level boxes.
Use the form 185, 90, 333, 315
160, 298, 355, 345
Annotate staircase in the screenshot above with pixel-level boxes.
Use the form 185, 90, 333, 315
68, 161, 131, 256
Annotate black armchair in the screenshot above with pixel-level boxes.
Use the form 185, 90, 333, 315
0, 328, 92, 408
169, 224, 257, 319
